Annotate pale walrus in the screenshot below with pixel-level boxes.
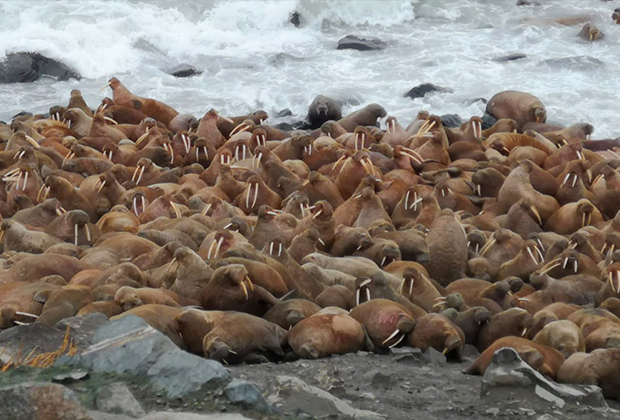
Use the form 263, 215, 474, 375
486, 91, 546, 130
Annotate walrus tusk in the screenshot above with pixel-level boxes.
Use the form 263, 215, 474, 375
521, 328, 528, 337
573, 260, 578, 273
278, 242, 282, 257
25, 135, 40, 149
561, 172, 570, 186
170, 201, 182, 219
576, 150, 585, 160
213, 235, 224, 260
312, 209, 323, 219
562, 257, 570, 270
382, 329, 400, 345
607, 149, 620, 160
135, 132, 150, 146
535, 245, 544, 262
230, 122, 250, 137
388, 334, 404, 348
207, 239, 217, 260
245, 184, 251, 209
479, 237, 496, 256
539, 262, 561, 275
136, 165, 145, 185
201, 203, 212, 216
571, 174, 578, 188
527, 247, 538, 265
99, 82, 111, 92
530, 205, 542, 225
318, 237, 325, 246
133, 197, 140, 217
442, 347, 449, 355
103, 116, 118, 125
74, 223, 79, 246
331, 155, 347, 170
84, 224, 91, 242
609, 272, 617, 294
97, 179, 106, 193
244, 276, 254, 291
21, 170, 28, 191
251, 183, 259, 209
15, 311, 39, 319
240, 281, 249, 300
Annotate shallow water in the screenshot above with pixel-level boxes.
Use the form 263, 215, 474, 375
0, 0, 618, 138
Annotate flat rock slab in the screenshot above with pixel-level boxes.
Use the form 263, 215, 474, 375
57, 316, 229, 398
481, 348, 607, 410
0, 382, 92, 420
337, 35, 387, 51
96, 382, 145, 418
55, 313, 110, 350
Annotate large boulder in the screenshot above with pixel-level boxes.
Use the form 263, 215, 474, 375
404, 83, 453, 100
0, 382, 92, 420
0, 52, 80, 83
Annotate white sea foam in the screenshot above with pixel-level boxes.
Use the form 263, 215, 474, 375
0, 0, 618, 138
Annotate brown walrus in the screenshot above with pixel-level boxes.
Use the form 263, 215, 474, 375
486, 90, 546, 130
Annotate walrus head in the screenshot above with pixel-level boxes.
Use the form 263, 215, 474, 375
532, 106, 546, 124
614, 8, 620, 24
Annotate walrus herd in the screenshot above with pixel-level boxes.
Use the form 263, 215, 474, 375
1, 78, 620, 400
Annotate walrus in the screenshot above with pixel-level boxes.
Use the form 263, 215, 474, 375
558, 349, 620, 400
424, 210, 468, 286
203, 312, 287, 364
486, 90, 546, 130
1, 219, 61, 254
577, 23, 604, 42
35, 285, 94, 326
476, 307, 535, 351
306, 95, 342, 129
334, 103, 387, 132
349, 299, 415, 349
111, 304, 185, 348
408, 313, 466, 361
532, 320, 585, 359
263, 299, 321, 329
464, 336, 565, 380
114, 286, 183, 311
76, 301, 123, 318
288, 313, 366, 359
175, 308, 226, 354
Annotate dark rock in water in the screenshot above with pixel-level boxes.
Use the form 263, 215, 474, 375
269, 53, 306, 67
96, 382, 145, 418
270, 375, 384, 419
493, 53, 527, 62
224, 379, 271, 413
541, 56, 604, 71
55, 313, 110, 351
289, 11, 301, 28
0, 382, 91, 420
0, 323, 66, 364
276, 109, 293, 118
274, 122, 295, 131
337, 35, 387, 51
307, 94, 342, 129
465, 97, 488, 106
168, 64, 203, 78
482, 113, 499, 130
0, 52, 80, 83
481, 348, 607, 410
57, 315, 229, 398
404, 83, 453, 99
440, 114, 463, 128
516, 0, 541, 5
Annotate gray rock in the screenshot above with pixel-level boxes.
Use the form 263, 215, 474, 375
390, 347, 425, 365
224, 379, 271, 413
541, 56, 604, 71
493, 53, 527, 62
337, 35, 387, 51
96, 382, 145, 418
0, 52, 81, 83
168, 64, 203, 78
0, 382, 91, 420
276, 109, 293, 118
269, 375, 385, 420
363, 369, 392, 389
404, 83, 453, 99
440, 114, 463, 128
482, 113, 498, 130
463, 344, 481, 359
464, 97, 487, 106
140, 413, 251, 420
481, 348, 607, 410
423, 347, 447, 365
0, 323, 66, 365
58, 316, 229, 398
88, 412, 133, 420
55, 313, 110, 350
